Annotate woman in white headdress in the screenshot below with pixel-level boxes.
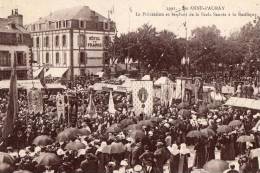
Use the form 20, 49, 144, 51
169, 144, 180, 173
178, 143, 190, 173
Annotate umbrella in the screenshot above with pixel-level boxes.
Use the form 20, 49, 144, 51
217, 125, 232, 134
200, 128, 215, 138
150, 117, 162, 123
56, 131, 76, 142
65, 141, 86, 151
124, 124, 142, 131
168, 119, 184, 128
64, 127, 81, 136
236, 135, 255, 143
129, 130, 146, 140
13, 170, 33, 173
177, 102, 189, 109
203, 159, 229, 173
250, 148, 260, 158
178, 109, 191, 118
0, 163, 13, 173
100, 142, 126, 154
207, 102, 221, 109
229, 120, 242, 128
78, 128, 91, 136
106, 124, 122, 133
186, 130, 203, 138
33, 135, 53, 146
34, 153, 61, 166
0, 152, 14, 165
138, 120, 154, 127
110, 142, 126, 154
120, 119, 135, 128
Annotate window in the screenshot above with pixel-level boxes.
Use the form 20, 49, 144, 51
80, 69, 85, 76
103, 35, 110, 49
36, 37, 40, 47
80, 21, 84, 28
63, 52, 67, 65
55, 35, 59, 47
0, 51, 11, 66
16, 34, 23, 44
45, 36, 49, 47
103, 52, 109, 64
104, 22, 108, 30
79, 52, 85, 64
46, 52, 49, 64
32, 24, 35, 31
78, 34, 85, 47
56, 52, 59, 64
62, 35, 67, 47
16, 52, 26, 66
62, 21, 66, 28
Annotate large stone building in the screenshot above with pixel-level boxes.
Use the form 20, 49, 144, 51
0, 9, 32, 80
27, 6, 115, 80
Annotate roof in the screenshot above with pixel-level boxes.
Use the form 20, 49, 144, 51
0, 18, 28, 33
0, 80, 43, 89
33, 6, 107, 24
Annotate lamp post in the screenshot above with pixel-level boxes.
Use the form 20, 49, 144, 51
181, 56, 190, 76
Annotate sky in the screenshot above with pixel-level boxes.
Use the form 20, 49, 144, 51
0, 0, 259, 37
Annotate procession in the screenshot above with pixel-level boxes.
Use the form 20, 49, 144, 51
0, 0, 260, 173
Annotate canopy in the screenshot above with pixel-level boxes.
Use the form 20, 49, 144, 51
33, 67, 43, 79
225, 97, 260, 110
154, 76, 173, 85
45, 83, 66, 89
141, 75, 151, 80
45, 68, 68, 78
0, 80, 43, 89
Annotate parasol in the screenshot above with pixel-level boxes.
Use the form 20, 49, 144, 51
78, 128, 91, 136
34, 152, 61, 166
228, 120, 242, 129
203, 159, 229, 173
0, 152, 14, 165
106, 124, 122, 133
236, 135, 255, 143
120, 119, 135, 128
129, 130, 146, 140
124, 124, 142, 131
217, 125, 232, 134
0, 163, 13, 173
200, 128, 216, 138
186, 130, 203, 138
65, 141, 86, 151
56, 130, 76, 142
33, 135, 53, 146
138, 120, 154, 127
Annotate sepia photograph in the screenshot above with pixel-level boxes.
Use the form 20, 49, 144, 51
0, 0, 259, 172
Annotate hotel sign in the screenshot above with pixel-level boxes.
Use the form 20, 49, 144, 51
87, 35, 103, 48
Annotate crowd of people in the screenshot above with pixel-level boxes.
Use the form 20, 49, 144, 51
0, 76, 259, 173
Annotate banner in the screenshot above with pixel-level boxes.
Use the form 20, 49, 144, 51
194, 77, 203, 104
132, 81, 153, 116
161, 83, 174, 106
86, 94, 97, 118
2, 61, 17, 139
175, 78, 186, 100
56, 93, 65, 122
108, 91, 116, 114
27, 88, 43, 114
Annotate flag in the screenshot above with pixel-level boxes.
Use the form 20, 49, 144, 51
2, 54, 18, 139
87, 94, 97, 118
129, 7, 133, 13
56, 93, 65, 122
108, 91, 116, 114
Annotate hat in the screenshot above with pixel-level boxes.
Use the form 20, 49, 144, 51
133, 165, 143, 172
156, 141, 163, 147
120, 159, 128, 166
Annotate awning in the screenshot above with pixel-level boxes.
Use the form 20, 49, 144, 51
225, 97, 260, 110
45, 68, 68, 78
33, 67, 43, 79
0, 80, 43, 89
45, 83, 67, 89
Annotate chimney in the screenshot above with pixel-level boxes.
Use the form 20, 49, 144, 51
8, 9, 23, 26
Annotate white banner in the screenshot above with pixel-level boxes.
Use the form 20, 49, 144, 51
132, 81, 153, 116
56, 93, 65, 121
27, 88, 43, 114
175, 78, 186, 100
161, 83, 174, 106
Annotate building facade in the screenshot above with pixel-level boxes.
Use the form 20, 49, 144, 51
0, 9, 32, 80
26, 6, 115, 79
